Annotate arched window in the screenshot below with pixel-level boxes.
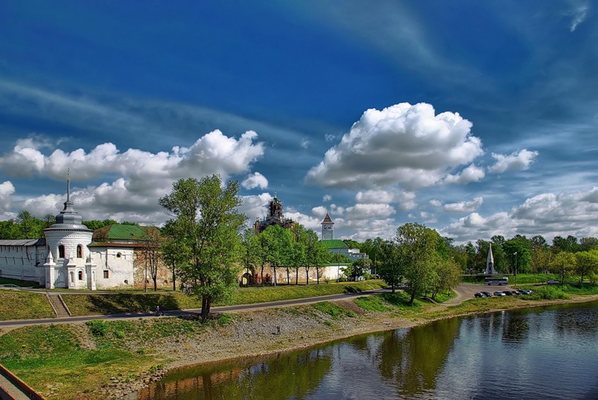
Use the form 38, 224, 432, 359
77, 245, 83, 258
78, 271, 83, 281
59, 245, 65, 258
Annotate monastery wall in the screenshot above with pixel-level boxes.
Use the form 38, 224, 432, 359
0, 245, 46, 284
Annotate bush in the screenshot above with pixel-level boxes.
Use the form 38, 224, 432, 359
87, 320, 109, 337
522, 286, 567, 300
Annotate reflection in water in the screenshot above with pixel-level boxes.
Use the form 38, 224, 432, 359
376, 317, 460, 397
140, 302, 598, 400
138, 349, 332, 400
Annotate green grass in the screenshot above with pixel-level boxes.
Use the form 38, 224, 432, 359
519, 283, 598, 300
0, 317, 211, 399
312, 302, 356, 319
0, 290, 55, 320
433, 290, 457, 303
462, 273, 559, 284
61, 280, 385, 316
0, 324, 153, 399
354, 295, 392, 312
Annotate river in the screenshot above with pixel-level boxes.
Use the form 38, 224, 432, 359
138, 302, 598, 399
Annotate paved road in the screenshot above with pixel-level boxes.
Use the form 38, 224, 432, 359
0, 289, 389, 329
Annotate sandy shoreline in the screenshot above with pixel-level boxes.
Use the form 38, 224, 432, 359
112, 294, 598, 400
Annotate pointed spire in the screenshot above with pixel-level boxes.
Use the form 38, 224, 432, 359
321, 213, 334, 224
66, 168, 71, 203
485, 243, 496, 275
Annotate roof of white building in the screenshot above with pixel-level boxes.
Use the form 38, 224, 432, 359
0, 239, 46, 246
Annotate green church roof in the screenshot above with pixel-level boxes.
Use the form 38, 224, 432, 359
320, 239, 348, 249
92, 224, 150, 242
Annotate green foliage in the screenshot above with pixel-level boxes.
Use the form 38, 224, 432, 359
522, 286, 568, 300
575, 250, 598, 285
82, 219, 118, 231
312, 302, 355, 319
354, 296, 392, 312
549, 252, 577, 284
0, 211, 54, 239
216, 313, 234, 326
160, 175, 245, 321
343, 257, 371, 281
503, 235, 532, 274
87, 320, 109, 337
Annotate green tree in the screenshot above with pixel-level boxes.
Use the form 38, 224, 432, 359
504, 236, 532, 274
430, 258, 461, 300
160, 221, 188, 291
361, 237, 384, 275
261, 225, 293, 286
396, 223, 441, 305
343, 258, 371, 281
552, 235, 580, 253
549, 252, 576, 285
575, 250, 598, 286
303, 229, 325, 284
580, 237, 598, 251
378, 240, 401, 292
160, 175, 245, 321
240, 228, 261, 286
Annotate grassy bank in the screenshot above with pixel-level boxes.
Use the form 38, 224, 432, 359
0, 277, 41, 287
61, 280, 386, 316
1, 289, 596, 400
0, 290, 55, 320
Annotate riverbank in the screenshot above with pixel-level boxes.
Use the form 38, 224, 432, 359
1, 292, 597, 400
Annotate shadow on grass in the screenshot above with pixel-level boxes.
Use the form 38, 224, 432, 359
87, 293, 182, 314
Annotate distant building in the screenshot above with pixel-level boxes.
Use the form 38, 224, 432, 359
319, 214, 367, 262
254, 197, 296, 233
0, 177, 169, 289
321, 213, 334, 240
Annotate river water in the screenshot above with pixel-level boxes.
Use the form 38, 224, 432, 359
139, 302, 598, 399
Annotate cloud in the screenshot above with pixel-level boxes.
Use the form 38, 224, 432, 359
311, 206, 328, 219
355, 190, 394, 204
0, 130, 264, 188
322, 194, 332, 202
0, 181, 16, 218
442, 187, 598, 242
568, 0, 589, 32
489, 149, 539, 174
443, 164, 485, 184
239, 192, 273, 223
241, 172, 268, 190
306, 102, 484, 190
300, 138, 310, 149
440, 197, 484, 213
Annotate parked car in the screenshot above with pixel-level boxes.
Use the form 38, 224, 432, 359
475, 292, 485, 298
494, 291, 506, 296
547, 280, 560, 285
482, 291, 492, 297
518, 289, 533, 295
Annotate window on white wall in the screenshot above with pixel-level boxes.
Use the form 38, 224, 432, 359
77, 245, 83, 258
103, 270, 109, 279
59, 245, 65, 258
78, 271, 83, 280
116, 252, 122, 258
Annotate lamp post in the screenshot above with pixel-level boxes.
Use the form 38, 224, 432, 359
513, 252, 518, 288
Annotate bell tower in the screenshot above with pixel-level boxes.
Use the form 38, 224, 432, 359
321, 213, 334, 240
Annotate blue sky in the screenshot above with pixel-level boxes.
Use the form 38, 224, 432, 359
0, 0, 597, 242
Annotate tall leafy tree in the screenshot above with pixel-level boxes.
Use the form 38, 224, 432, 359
240, 228, 261, 285
160, 175, 245, 321
161, 221, 188, 291
395, 223, 441, 305
575, 250, 598, 286
550, 252, 576, 285
378, 240, 402, 293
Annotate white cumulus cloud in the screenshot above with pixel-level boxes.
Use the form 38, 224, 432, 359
488, 149, 538, 174
443, 164, 485, 184
306, 102, 484, 190
241, 172, 268, 190
441, 197, 484, 213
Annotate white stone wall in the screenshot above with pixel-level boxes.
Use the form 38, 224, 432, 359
45, 229, 93, 288
0, 245, 46, 284
90, 247, 135, 289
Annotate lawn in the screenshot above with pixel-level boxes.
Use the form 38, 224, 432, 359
61, 280, 386, 316
0, 290, 55, 320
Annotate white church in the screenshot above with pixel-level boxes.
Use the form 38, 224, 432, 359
0, 179, 165, 290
